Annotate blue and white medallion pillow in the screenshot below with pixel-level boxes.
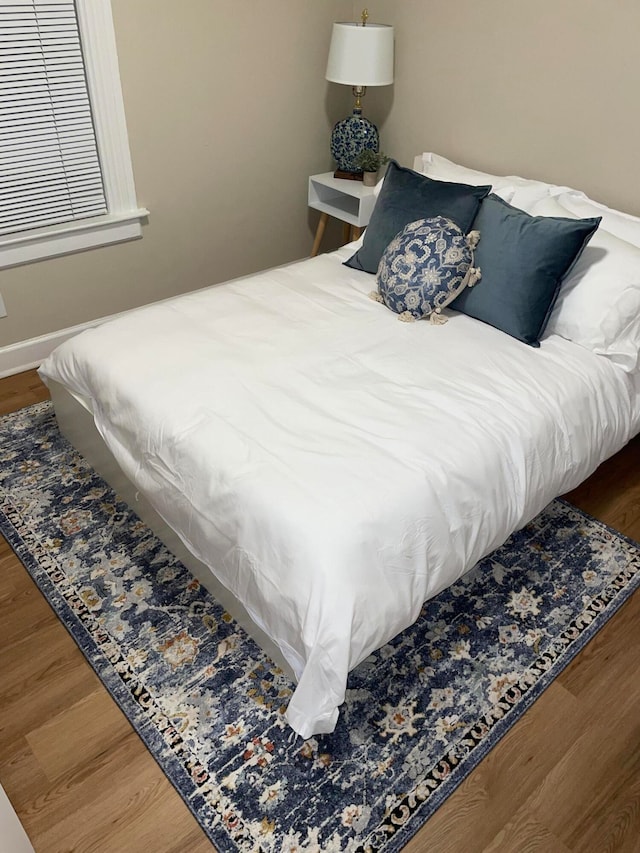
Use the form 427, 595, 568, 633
372, 216, 481, 323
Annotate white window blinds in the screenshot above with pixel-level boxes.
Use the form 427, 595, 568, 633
0, 0, 107, 237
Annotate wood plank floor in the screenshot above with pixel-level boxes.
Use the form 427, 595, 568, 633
0, 369, 638, 852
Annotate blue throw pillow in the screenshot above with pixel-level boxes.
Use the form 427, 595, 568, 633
452, 194, 601, 346
345, 160, 490, 274
372, 217, 481, 322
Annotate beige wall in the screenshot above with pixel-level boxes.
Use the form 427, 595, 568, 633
6, 0, 640, 349
363, 0, 640, 215
1, 0, 349, 347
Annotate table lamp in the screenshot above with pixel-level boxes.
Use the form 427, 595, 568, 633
325, 9, 394, 178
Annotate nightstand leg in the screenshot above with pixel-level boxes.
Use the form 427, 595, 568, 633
352, 226, 363, 241
311, 212, 329, 257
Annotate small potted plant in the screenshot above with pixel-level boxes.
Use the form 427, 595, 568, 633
356, 149, 390, 186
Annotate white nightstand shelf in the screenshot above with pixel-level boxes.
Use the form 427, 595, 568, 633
308, 172, 378, 256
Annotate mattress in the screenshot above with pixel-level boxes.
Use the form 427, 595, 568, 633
39, 244, 640, 738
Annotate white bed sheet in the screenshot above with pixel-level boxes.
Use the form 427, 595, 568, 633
39, 245, 640, 738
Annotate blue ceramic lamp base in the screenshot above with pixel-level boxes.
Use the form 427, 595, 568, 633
330, 107, 379, 174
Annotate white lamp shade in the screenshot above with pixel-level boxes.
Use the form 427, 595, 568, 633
325, 23, 394, 87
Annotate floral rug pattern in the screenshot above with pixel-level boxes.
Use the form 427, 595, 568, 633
1, 402, 638, 852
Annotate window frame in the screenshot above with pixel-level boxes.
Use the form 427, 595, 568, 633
0, 0, 148, 269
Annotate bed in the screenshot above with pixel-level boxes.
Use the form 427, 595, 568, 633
38, 152, 640, 739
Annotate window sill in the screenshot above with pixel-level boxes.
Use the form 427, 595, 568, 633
0, 209, 150, 270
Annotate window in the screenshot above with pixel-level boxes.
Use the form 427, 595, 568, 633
0, 0, 147, 268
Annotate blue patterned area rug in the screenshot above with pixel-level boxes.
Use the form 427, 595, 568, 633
1, 402, 639, 852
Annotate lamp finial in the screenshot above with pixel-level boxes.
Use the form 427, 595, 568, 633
361, 8, 369, 26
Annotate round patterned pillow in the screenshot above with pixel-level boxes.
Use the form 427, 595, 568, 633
372, 216, 481, 323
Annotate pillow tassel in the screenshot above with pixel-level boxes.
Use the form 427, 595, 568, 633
467, 267, 482, 287
430, 311, 448, 325
398, 311, 416, 323
466, 229, 481, 250
369, 290, 384, 303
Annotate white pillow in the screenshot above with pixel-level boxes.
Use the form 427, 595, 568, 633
415, 152, 557, 210
552, 190, 640, 249
533, 196, 640, 373
414, 152, 514, 203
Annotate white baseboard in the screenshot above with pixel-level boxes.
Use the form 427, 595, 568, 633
0, 314, 117, 379
0, 278, 232, 381
0, 321, 98, 379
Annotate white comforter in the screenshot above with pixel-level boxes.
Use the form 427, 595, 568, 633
39, 245, 638, 738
